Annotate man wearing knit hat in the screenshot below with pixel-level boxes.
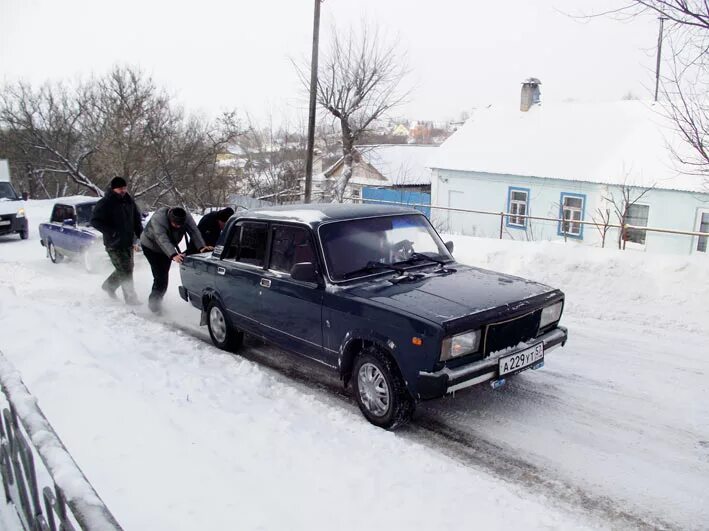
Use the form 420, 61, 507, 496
140, 206, 212, 313
90, 176, 143, 304
186, 207, 235, 253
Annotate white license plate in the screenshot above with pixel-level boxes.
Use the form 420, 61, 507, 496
499, 342, 544, 376
0, 220, 10, 226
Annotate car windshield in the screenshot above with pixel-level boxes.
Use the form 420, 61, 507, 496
76, 203, 96, 225
0, 182, 19, 200
319, 213, 452, 281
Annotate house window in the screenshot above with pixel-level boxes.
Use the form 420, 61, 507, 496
558, 193, 585, 238
624, 204, 650, 245
506, 187, 529, 228
696, 212, 709, 253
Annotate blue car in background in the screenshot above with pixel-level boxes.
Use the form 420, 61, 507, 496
38, 199, 105, 272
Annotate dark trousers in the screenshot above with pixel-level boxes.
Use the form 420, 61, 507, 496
142, 245, 172, 311
104, 247, 137, 301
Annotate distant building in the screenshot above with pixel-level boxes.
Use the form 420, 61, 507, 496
309, 144, 438, 202
391, 124, 410, 138
216, 144, 247, 170
429, 78, 709, 255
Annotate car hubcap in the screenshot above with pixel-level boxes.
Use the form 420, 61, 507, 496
49, 243, 56, 261
357, 363, 390, 417
209, 307, 227, 343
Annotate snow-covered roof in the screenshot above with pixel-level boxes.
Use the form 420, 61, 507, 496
356, 144, 438, 186
429, 100, 707, 193
226, 143, 246, 156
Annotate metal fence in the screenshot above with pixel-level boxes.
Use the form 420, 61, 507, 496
0, 351, 122, 531
357, 197, 709, 253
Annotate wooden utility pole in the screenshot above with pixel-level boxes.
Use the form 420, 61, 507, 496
654, 17, 666, 102
304, 0, 322, 203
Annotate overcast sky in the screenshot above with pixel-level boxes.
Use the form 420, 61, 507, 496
1, 0, 660, 124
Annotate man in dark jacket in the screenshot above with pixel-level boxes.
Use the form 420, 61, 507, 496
90, 177, 143, 304
186, 207, 234, 253
140, 206, 212, 313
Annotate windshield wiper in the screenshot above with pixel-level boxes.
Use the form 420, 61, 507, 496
396, 252, 449, 267
341, 261, 405, 280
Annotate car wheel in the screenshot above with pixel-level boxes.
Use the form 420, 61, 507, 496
353, 346, 415, 430
47, 241, 63, 263
207, 299, 244, 351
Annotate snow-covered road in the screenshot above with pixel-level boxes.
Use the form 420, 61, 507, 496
0, 199, 707, 530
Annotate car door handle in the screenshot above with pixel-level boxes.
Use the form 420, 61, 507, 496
260, 278, 271, 288
217, 267, 226, 275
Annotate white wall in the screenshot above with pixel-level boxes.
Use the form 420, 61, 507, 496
430, 168, 709, 255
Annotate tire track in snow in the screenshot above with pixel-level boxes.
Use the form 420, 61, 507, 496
163, 319, 678, 531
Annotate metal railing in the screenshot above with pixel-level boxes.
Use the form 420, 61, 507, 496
0, 351, 122, 531
357, 197, 709, 243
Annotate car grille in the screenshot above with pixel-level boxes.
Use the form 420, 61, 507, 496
0, 214, 16, 222
484, 310, 541, 356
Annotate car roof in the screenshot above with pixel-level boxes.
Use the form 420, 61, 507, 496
53, 196, 99, 207
234, 203, 422, 229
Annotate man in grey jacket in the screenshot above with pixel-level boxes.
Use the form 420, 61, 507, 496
140, 206, 212, 313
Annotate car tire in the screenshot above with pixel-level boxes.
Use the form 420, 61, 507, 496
206, 299, 244, 351
352, 346, 415, 430
47, 241, 63, 263
19, 229, 28, 240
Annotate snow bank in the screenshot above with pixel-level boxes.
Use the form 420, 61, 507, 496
447, 234, 709, 334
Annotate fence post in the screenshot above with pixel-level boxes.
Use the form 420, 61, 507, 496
499, 212, 504, 239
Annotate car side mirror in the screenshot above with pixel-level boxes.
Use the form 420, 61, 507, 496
445, 240, 454, 254
291, 262, 318, 283
63, 219, 75, 226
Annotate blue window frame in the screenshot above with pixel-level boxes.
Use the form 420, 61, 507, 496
506, 187, 530, 229
558, 192, 586, 239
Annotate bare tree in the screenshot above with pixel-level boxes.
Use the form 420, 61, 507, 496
589, 2, 708, 181
239, 118, 306, 203
0, 81, 104, 196
0, 67, 242, 206
602, 181, 655, 249
591, 207, 613, 248
297, 23, 408, 202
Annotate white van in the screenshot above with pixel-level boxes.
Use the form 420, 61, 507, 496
0, 160, 29, 239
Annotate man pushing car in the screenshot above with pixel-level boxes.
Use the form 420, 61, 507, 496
141, 206, 212, 314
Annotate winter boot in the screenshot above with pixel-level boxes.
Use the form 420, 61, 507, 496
148, 297, 162, 314
101, 281, 118, 300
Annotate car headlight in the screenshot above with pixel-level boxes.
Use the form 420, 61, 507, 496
16, 208, 25, 218
441, 329, 481, 361
540, 301, 563, 328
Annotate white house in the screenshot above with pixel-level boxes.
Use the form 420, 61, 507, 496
428, 81, 709, 255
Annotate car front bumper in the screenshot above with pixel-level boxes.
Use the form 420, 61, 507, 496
416, 326, 568, 399
0, 214, 27, 236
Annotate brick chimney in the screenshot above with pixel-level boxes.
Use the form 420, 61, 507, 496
520, 78, 541, 112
